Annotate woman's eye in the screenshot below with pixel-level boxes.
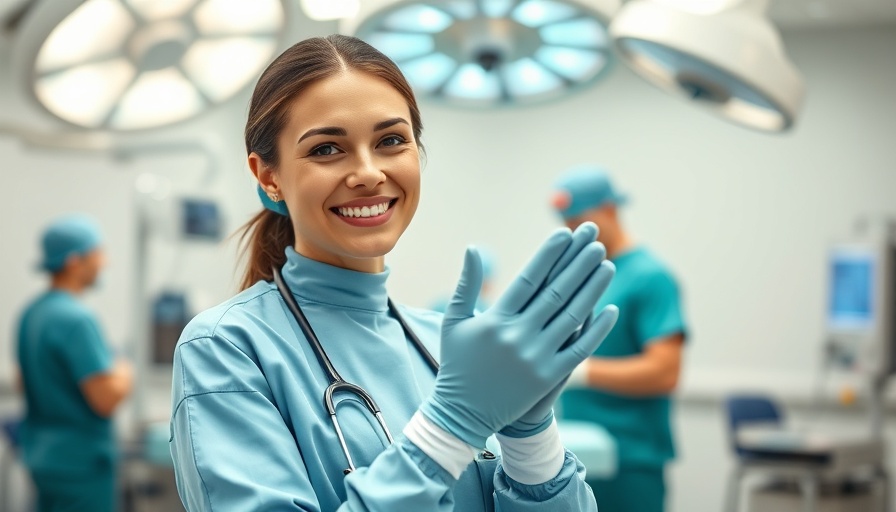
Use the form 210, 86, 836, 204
310, 144, 340, 156
380, 135, 406, 148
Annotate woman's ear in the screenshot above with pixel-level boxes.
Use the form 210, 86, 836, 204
249, 152, 279, 195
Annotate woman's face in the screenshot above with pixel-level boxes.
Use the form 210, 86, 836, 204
253, 70, 421, 273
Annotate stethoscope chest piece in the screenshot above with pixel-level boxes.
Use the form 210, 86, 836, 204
272, 266, 438, 475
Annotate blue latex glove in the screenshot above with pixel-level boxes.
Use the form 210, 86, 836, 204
500, 222, 618, 438
420, 227, 617, 448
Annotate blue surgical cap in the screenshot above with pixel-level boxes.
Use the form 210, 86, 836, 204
550, 164, 627, 219
39, 214, 103, 272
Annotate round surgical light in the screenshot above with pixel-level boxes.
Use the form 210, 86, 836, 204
29, 0, 284, 130
347, 0, 621, 107
610, 0, 804, 132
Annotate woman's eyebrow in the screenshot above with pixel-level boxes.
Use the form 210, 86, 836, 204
298, 127, 346, 143
373, 117, 409, 132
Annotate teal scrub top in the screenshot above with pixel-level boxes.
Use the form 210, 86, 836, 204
559, 246, 687, 468
170, 249, 597, 512
16, 290, 115, 475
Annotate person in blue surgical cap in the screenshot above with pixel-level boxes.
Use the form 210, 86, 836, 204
168, 34, 620, 512
15, 214, 134, 512
550, 165, 688, 512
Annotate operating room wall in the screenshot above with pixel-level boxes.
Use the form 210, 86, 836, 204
0, 22, 894, 512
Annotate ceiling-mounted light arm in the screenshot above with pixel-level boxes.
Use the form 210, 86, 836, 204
112, 135, 223, 188
0, 122, 222, 187
0, 123, 115, 152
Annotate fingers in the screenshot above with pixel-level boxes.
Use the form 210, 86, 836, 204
521, 242, 607, 327
493, 228, 573, 315
559, 311, 593, 351
542, 261, 615, 345
544, 222, 600, 285
444, 247, 484, 322
557, 305, 619, 371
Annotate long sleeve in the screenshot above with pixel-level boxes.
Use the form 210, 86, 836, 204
170, 333, 465, 512
493, 450, 598, 511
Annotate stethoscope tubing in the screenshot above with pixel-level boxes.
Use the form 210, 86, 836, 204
272, 266, 437, 473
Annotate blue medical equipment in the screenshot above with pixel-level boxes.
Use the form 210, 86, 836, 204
181, 198, 222, 241
272, 266, 440, 474
824, 220, 896, 438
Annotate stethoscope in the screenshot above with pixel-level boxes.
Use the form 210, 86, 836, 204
273, 266, 440, 475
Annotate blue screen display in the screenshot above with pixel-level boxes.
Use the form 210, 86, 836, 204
829, 251, 875, 329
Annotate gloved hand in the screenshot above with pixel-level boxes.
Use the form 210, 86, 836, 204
420, 227, 617, 448
500, 223, 618, 438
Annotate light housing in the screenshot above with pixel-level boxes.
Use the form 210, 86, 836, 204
609, 0, 805, 132
344, 0, 621, 107
13, 0, 285, 131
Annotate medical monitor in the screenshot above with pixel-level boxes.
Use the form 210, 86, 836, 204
828, 249, 876, 331
825, 237, 896, 378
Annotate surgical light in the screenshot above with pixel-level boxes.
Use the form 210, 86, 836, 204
23, 0, 285, 130
609, 0, 805, 132
344, 0, 621, 107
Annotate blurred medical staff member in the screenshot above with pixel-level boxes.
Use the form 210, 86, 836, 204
551, 165, 688, 512
15, 214, 134, 512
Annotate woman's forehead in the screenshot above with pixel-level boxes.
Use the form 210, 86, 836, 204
283, 72, 412, 135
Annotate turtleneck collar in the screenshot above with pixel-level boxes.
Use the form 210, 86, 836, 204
280, 248, 391, 312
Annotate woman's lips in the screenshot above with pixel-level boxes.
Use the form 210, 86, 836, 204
331, 198, 397, 227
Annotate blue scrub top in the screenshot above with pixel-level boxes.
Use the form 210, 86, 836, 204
16, 290, 115, 475
559, 246, 687, 468
170, 249, 597, 512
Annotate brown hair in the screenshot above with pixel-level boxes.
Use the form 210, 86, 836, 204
237, 34, 424, 290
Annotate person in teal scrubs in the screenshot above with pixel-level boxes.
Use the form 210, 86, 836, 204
169, 35, 621, 512
16, 214, 134, 512
551, 165, 688, 512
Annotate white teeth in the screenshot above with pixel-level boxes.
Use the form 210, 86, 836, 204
338, 201, 390, 218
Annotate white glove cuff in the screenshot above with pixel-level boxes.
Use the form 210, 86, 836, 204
496, 418, 565, 485
404, 411, 478, 479
566, 359, 590, 389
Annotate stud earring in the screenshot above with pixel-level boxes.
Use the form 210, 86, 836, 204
268, 192, 280, 202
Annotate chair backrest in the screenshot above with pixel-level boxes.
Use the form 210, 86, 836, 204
723, 394, 783, 455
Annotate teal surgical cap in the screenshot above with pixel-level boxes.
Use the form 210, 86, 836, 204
550, 164, 627, 219
40, 214, 103, 272
257, 185, 289, 216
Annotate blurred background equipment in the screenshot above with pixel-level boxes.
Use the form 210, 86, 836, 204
609, 0, 804, 132
823, 218, 896, 437
344, 0, 621, 107
722, 218, 896, 512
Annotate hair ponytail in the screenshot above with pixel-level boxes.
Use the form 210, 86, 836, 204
237, 209, 294, 290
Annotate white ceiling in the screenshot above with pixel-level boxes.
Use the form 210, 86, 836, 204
768, 0, 896, 29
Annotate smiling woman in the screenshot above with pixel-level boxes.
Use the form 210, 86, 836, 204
168, 34, 620, 512
250, 70, 421, 273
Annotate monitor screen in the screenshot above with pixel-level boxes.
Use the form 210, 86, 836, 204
828, 249, 875, 330
182, 198, 222, 240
